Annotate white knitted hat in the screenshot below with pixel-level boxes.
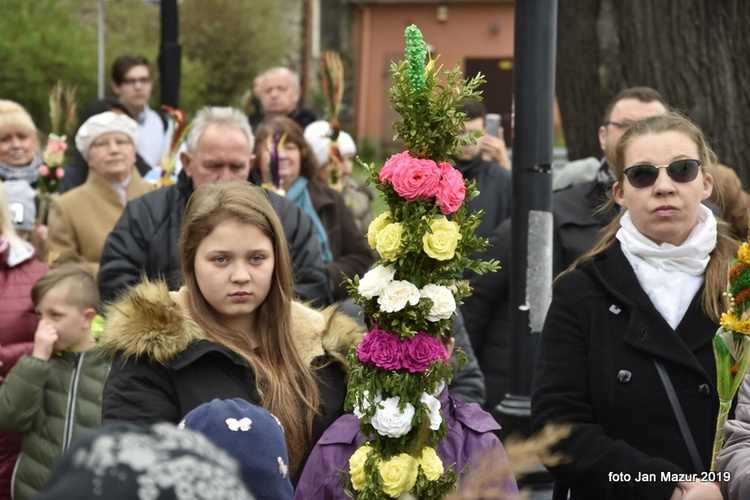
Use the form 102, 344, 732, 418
75, 111, 139, 158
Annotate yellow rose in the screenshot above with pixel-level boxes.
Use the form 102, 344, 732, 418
376, 222, 404, 261
417, 446, 444, 481
378, 453, 419, 498
367, 211, 392, 249
739, 243, 750, 264
422, 216, 461, 261
349, 444, 373, 491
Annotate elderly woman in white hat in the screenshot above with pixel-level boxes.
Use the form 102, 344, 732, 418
47, 111, 152, 276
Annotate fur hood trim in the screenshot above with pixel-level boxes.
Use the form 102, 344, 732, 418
99, 280, 205, 365
320, 305, 365, 370
100, 280, 365, 368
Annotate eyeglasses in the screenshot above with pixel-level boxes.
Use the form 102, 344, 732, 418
121, 77, 152, 86
604, 120, 636, 130
622, 159, 701, 188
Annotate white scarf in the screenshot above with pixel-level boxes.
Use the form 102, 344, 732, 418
109, 173, 132, 206
616, 204, 716, 329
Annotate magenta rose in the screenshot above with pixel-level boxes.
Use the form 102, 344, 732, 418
401, 332, 448, 373
435, 162, 466, 215
358, 327, 403, 370
380, 151, 441, 202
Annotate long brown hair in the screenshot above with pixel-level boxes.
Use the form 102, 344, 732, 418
568, 112, 740, 321
180, 180, 320, 475
251, 116, 325, 183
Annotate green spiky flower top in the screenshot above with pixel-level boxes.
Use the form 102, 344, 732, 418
389, 24, 486, 162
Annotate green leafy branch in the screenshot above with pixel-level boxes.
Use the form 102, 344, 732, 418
388, 59, 486, 162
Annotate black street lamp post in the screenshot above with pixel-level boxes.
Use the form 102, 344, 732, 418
158, 0, 181, 108
496, 0, 558, 497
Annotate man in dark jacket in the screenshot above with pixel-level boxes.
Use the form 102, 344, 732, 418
98, 106, 331, 306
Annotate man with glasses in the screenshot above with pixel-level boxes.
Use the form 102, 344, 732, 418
553, 87, 749, 275
110, 54, 168, 169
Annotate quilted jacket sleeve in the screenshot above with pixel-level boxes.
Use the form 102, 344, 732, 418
0, 356, 48, 432
98, 197, 157, 304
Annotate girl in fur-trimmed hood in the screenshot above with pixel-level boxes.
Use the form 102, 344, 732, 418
99, 181, 363, 482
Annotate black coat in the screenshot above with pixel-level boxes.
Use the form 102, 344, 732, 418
531, 243, 721, 500
460, 218, 511, 412
552, 177, 618, 276
97, 172, 331, 306
455, 155, 512, 240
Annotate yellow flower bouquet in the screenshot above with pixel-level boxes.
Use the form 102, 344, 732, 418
712, 241, 750, 470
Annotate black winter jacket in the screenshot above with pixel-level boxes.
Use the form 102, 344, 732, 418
455, 155, 512, 240
97, 172, 331, 306
532, 243, 722, 500
552, 176, 618, 276
460, 218, 511, 412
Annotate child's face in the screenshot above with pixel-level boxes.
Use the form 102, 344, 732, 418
194, 221, 275, 343
36, 283, 94, 352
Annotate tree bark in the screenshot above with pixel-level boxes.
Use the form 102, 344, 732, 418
557, 0, 750, 184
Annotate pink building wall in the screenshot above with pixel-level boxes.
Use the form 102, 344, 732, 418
353, 2, 516, 146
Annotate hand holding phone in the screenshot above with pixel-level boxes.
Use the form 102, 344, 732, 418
485, 113, 501, 138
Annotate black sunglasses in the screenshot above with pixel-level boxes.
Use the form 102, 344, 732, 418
622, 159, 702, 188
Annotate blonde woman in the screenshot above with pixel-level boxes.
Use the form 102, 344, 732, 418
532, 113, 737, 500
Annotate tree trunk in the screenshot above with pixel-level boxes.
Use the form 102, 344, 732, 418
557, 0, 750, 184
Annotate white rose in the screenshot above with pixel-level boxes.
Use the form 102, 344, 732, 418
378, 280, 420, 313
353, 390, 382, 419
420, 392, 442, 430
420, 284, 456, 322
371, 396, 415, 438
358, 265, 396, 299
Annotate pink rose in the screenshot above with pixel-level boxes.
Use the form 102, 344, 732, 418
38, 165, 50, 177
380, 151, 441, 202
56, 168, 65, 179
48, 140, 67, 152
379, 151, 409, 183
401, 332, 447, 373
435, 162, 466, 215
358, 327, 403, 370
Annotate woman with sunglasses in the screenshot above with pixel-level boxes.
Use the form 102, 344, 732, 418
531, 113, 738, 500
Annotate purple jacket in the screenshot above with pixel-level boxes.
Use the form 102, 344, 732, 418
294, 390, 518, 499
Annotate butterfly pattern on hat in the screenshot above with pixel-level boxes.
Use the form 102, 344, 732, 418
225, 417, 252, 432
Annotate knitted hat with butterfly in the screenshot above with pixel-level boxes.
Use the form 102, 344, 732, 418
180, 398, 294, 500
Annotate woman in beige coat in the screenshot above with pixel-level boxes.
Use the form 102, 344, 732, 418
47, 111, 152, 276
